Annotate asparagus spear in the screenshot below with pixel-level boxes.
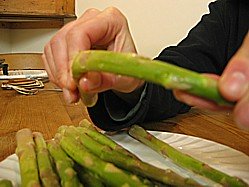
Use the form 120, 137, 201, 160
15, 128, 41, 187
57, 127, 148, 187
47, 139, 83, 187
67, 125, 202, 187
74, 164, 104, 187
0, 179, 13, 187
79, 119, 139, 159
33, 132, 60, 187
72, 50, 233, 107
129, 125, 248, 187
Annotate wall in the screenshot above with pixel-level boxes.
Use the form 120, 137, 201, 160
0, 29, 11, 53
10, 29, 58, 53
76, 0, 214, 57
0, 0, 214, 57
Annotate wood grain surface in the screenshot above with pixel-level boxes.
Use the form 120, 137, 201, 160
0, 84, 90, 161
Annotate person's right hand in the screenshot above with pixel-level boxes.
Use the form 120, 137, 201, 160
42, 7, 144, 104
174, 32, 249, 130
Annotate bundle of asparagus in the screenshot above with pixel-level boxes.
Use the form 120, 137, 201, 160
72, 50, 234, 107
12, 120, 248, 187
13, 120, 199, 187
59, 122, 200, 187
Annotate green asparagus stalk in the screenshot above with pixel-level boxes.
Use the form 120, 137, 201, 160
74, 164, 104, 187
65, 125, 202, 187
79, 119, 96, 130
57, 126, 148, 187
129, 125, 248, 187
0, 179, 13, 187
33, 132, 60, 187
15, 128, 41, 187
47, 139, 83, 187
72, 50, 233, 107
79, 119, 139, 159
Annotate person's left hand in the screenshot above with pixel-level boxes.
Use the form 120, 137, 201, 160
42, 7, 143, 104
174, 32, 249, 130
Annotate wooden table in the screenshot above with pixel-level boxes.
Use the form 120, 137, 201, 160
0, 53, 249, 162
0, 82, 90, 162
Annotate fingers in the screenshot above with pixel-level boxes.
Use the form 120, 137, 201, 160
173, 33, 249, 130
78, 72, 143, 94
66, 7, 130, 59
172, 74, 230, 110
42, 8, 102, 103
66, 8, 102, 59
43, 20, 75, 88
42, 7, 137, 104
43, 21, 80, 103
219, 32, 249, 130
42, 52, 55, 83
219, 57, 249, 102
219, 32, 249, 101
173, 90, 232, 111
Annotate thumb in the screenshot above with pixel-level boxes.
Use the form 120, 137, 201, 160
219, 32, 249, 101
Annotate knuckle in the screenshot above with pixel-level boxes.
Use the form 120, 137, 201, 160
66, 28, 76, 38
66, 27, 80, 42
105, 7, 121, 16
83, 8, 100, 16
50, 35, 61, 48
105, 7, 127, 22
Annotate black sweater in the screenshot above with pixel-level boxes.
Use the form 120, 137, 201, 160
88, 0, 249, 131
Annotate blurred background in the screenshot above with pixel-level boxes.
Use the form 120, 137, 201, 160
0, 0, 214, 58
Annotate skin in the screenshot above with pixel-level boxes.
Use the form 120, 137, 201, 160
42, 7, 249, 130
42, 7, 143, 104
174, 32, 249, 130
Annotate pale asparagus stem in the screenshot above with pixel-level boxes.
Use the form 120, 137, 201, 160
47, 139, 83, 187
0, 179, 13, 187
33, 132, 60, 187
72, 50, 233, 107
57, 126, 148, 187
67, 126, 202, 187
79, 119, 139, 159
15, 128, 41, 187
129, 125, 248, 187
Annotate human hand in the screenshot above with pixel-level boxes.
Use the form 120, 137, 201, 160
42, 7, 143, 104
174, 32, 249, 130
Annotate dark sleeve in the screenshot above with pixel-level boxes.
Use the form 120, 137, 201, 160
88, 0, 229, 131
156, 0, 228, 74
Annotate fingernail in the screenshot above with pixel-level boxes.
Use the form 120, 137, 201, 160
222, 72, 248, 97
80, 77, 100, 91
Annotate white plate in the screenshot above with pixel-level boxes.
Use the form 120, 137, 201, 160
1, 131, 249, 186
